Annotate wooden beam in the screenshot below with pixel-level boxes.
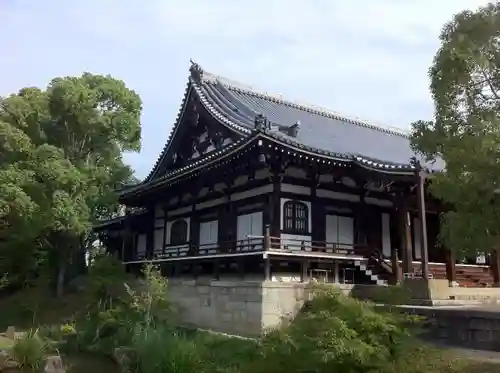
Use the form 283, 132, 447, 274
398, 195, 413, 275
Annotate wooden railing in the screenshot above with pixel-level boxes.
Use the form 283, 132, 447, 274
367, 247, 394, 275
131, 234, 390, 262
150, 238, 265, 259
268, 236, 362, 256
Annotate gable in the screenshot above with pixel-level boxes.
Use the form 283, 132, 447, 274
147, 86, 242, 181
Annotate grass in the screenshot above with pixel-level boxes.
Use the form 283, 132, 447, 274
0, 335, 14, 350
64, 354, 121, 373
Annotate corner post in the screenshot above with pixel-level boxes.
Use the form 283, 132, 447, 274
264, 225, 271, 250
416, 165, 429, 279
445, 247, 456, 285
398, 194, 412, 275
491, 249, 500, 287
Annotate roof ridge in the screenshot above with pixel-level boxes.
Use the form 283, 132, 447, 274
201, 69, 409, 138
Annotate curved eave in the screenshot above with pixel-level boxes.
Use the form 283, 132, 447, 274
93, 216, 126, 232
257, 133, 415, 175
119, 134, 260, 199
192, 78, 253, 136
145, 83, 193, 182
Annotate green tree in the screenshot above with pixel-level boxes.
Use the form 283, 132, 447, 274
410, 3, 500, 258
0, 74, 141, 295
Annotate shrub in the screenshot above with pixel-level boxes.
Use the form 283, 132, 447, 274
11, 329, 47, 370
63, 262, 172, 356
242, 286, 420, 373
124, 263, 171, 327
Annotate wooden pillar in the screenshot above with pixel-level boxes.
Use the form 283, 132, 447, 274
445, 248, 456, 285
310, 172, 325, 248
491, 249, 500, 287
218, 182, 235, 253
192, 263, 200, 279
161, 206, 168, 257
300, 260, 309, 282
213, 259, 220, 280
189, 203, 199, 255
146, 205, 155, 260
333, 261, 340, 283
398, 197, 413, 275
264, 255, 271, 281
416, 167, 429, 279
237, 258, 245, 280
354, 195, 367, 247
120, 228, 126, 263
123, 213, 133, 262
270, 171, 281, 240
390, 244, 401, 284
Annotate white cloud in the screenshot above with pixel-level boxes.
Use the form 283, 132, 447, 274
0, 0, 491, 177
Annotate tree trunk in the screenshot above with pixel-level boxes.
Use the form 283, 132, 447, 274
56, 261, 66, 298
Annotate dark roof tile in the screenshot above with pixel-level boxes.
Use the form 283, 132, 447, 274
199, 69, 444, 172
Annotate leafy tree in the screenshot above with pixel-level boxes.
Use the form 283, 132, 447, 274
0, 74, 141, 295
410, 3, 500, 258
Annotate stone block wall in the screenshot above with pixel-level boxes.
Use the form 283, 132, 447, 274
404, 279, 500, 305
408, 307, 500, 351
168, 279, 311, 336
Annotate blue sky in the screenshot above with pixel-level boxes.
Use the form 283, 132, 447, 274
1, 0, 489, 179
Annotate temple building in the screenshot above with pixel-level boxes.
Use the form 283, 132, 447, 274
95, 62, 496, 287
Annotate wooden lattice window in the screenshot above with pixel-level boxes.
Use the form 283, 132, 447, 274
283, 200, 309, 234
170, 219, 188, 245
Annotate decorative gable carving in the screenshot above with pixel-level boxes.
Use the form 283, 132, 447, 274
152, 93, 239, 177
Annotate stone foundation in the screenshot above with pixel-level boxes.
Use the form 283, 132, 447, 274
407, 307, 500, 351
168, 279, 309, 336
167, 279, 411, 335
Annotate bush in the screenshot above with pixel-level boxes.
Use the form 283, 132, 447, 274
241, 286, 420, 373
11, 329, 47, 370
124, 263, 171, 326
62, 262, 172, 356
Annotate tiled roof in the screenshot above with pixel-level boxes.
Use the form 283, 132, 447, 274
197, 67, 443, 172
141, 61, 443, 188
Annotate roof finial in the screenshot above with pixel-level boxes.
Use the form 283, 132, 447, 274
189, 59, 203, 83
